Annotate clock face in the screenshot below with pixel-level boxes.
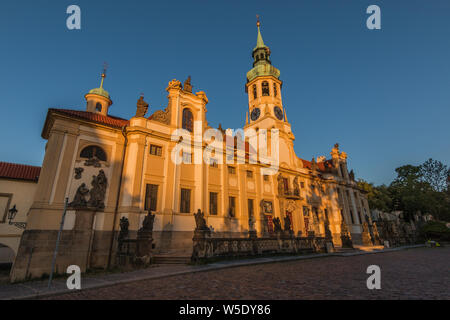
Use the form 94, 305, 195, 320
251, 107, 260, 121
274, 106, 283, 120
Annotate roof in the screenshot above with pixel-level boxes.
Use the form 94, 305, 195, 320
0, 162, 41, 182
45, 108, 129, 134
301, 159, 333, 173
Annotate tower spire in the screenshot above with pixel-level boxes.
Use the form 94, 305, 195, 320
255, 15, 266, 49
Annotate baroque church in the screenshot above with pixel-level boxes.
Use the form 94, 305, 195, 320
11, 21, 371, 281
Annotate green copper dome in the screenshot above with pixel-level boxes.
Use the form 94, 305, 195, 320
88, 87, 110, 99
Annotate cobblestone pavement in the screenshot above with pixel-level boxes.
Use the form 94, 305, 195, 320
44, 247, 449, 300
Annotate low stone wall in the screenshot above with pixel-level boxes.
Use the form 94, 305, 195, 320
191, 231, 328, 262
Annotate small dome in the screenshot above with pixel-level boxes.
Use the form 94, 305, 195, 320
88, 87, 110, 99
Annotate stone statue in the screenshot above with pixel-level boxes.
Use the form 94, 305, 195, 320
69, 183, 89, 207
183, 76, 193, 93
311, 158, 318, 171
88, 169, 108, 210
84, 155, 101, 168
293, 176, 300, 196
139, 212, 155, 233
74, 167, 84, 180
118, 216, 129, 241
135, 95, 149, 118
151, 105, 171, 124
273, 217, 282, 233
277, 173, 284, 195
349, 169, 355, 181
194, 209, 209, 231
284, 215, 292, 232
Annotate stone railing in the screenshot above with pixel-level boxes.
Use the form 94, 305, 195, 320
191, 231, 328, 263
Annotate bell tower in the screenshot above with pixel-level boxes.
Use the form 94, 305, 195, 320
85, 65, 113, 116
245, 17, 285, 127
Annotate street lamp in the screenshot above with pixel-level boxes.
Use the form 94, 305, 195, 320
8, 205, 18, 225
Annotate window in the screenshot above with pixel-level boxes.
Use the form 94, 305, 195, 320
303, 206, 310, 217
273, 83, 278, 97
209, 192, 218, 215
246, 170, 253, 178
182, 152, 192, 164
300, 182, 305, 188
261, 81, 270, 96
209, 158, 218, 168
80, 146, 107, 161
228, 166, 236, 174
228, 196, 236, 217
263, 175, 269, 181
180, 189, 191, 213
248, 199, 254, 218
149, 144, 162, 156
283, 178, 289, 193
253, 84, 257, 99
144, 184, 158, 212
182, 108, 193, 132
95, 102, 102, 112
324, 208, 329, 222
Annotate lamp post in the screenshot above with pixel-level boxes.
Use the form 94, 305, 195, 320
8, 205, 18, 225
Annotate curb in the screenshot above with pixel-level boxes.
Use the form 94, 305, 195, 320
6, 244, 425, 300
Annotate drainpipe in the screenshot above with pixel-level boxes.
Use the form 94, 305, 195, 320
107, 124, 128, 268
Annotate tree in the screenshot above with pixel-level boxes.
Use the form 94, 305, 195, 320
419, 158, 450, 192
357, 180, 392, 212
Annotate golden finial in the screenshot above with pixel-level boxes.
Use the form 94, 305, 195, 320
256, 14, 261, 27
100, 62, 108, 89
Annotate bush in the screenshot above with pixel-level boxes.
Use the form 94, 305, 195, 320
419, 221, 450, 241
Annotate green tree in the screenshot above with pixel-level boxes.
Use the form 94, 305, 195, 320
419, 158, 450, 192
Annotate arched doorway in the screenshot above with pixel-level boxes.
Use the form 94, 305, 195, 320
0, 243, 15, 283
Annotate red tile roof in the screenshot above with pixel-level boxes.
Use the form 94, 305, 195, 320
49, 109, 129, 129
301, 159, 333, 172
0, 162, 41, 182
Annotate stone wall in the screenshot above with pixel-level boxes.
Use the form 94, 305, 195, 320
191, 231, 328, 262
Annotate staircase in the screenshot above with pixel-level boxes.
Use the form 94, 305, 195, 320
153, 253, 191, 264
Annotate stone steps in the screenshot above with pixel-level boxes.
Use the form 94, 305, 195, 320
153, 255, 191, 264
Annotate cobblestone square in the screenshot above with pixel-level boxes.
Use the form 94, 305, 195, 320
44, 247, 450, 300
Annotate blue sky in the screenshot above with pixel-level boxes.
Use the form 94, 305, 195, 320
0, 0, 449, 185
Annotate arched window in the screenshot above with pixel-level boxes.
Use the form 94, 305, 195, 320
95, 102, 102, 112
252, 84, 257, 99
80, 146, 107, 161
273, 83, 277, 97
182, 108, 193, 132
261, 81, 270, 96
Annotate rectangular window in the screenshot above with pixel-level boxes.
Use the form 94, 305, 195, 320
228, 166, 236, 174
144, 184, 158, 212
300, 182, 305, 188
263, 175, 269, 181
180, 188, 191, 213
0, 194, 12, 223
303, 206, 310, 217
283, 178, 289, 193
248, 199, 254, 218
246, 170, 253, 178
228, 196, 236, 217
149, 144, 162, 156
209, 192, 218, 215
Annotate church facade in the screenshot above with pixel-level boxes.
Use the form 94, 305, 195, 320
11, 22, 371, 281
